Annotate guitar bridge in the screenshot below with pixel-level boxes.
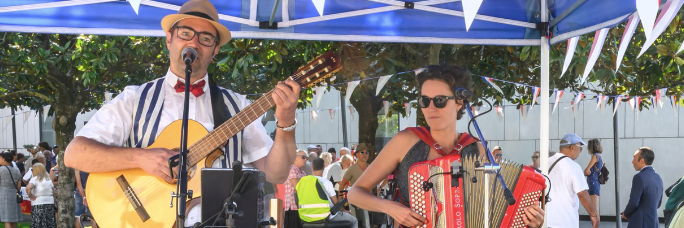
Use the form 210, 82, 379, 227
116, 175, 151, 222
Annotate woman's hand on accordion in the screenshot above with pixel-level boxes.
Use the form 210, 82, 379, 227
385, 201, 427, 227
522, 204, 545, 228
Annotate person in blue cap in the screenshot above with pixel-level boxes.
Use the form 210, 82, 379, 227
546, 133, 600, 228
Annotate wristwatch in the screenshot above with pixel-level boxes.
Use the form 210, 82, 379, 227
276, 119, 297, 132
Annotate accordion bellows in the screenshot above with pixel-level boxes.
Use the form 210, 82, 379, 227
407, 154, 546, 228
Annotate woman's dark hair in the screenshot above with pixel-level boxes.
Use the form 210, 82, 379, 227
0, 152, 13, 164
587, 139, 602, 154
39, 141, 51, 151
327, 148, 336, 153
416, 65, 474, 120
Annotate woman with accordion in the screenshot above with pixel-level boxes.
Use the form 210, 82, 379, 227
347, 65, 545, 228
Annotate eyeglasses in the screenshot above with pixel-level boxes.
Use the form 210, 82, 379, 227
495, 153, 502, 157
531, 156, 539, 159
356, 151, 369, 155
300, 155, 308, 160
172, 26, 218, 47
418, 96, 457, 109
576, 144, 584, 151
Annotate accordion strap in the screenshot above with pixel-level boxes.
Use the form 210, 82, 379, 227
406, 127, 478, 157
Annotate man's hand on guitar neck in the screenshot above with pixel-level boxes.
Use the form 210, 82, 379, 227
139, 148, 179, 184
271, 79, 301, 127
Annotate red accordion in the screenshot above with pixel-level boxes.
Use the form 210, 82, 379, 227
407, 154, 546, 228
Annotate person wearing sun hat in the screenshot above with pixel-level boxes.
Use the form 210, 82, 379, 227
65, 0, 302, 225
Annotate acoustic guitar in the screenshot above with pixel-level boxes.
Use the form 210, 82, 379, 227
86, 51, 341, 227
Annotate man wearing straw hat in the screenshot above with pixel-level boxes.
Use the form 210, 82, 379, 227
65, 0, 301, 218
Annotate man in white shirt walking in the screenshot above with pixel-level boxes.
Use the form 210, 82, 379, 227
547, 133, 599, 228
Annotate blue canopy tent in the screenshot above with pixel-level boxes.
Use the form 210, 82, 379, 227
0, 0, 641, 226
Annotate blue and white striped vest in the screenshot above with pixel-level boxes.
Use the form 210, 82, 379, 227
126, 78, 245, 168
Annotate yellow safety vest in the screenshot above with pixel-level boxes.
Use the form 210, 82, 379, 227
296, 175, 332, 222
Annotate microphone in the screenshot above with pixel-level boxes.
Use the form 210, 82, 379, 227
182, 47, 198, 64
454, 87, 472, 100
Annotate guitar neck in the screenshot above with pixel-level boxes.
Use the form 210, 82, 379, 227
186, 90, 276, 166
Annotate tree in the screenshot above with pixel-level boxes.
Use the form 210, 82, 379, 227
0, 33, 167, 227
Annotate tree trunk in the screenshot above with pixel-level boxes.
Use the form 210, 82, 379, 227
349, 83, 382, 163
53, 109, 78, 228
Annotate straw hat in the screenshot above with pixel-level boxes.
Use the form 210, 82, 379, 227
161, 0, 231, 46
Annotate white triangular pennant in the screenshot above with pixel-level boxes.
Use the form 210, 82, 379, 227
404, 103, 411, 117
628, 97, 636, 110
105, 92, 113, 103
613, 96, 623, 117
23, 112, 29, 124
375, 75, 393, 96
349, 106, 355, 120
472, 106, 481, 116
329, 109, 335, 122
4, 116, 12, 130
311, 110, 318, 123
42, 106, 50, 122
520, 105, 527, 118
636, 0, 659, 39
561, 37, 579, 77
128, 0, 142, 15
311, 0, 326, 17
596, 94, 605, 110
581, 28, 610, 85
462, 0, 484, 31
552, 90, 564, 114
660, 88, 668, 108
572, 93, 585, 107
600, 96, 607, 114
414, 68, 425, 75
678, 41, 684, 54
671, 95, 678, 116
638, 0, 684, 57
383, 101, 390, 116
314, 86, 326, 108
483, 77, 504, 95
495, 106, 504, 121
530, 87, 540, 109
345, 81, 360, 103
616, 13, 641, 72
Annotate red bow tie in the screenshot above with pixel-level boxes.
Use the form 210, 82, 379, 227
174, 79, 206, 97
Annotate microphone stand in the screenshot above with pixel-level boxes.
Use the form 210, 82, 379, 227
173, 59, 193, 228
464, 100, 514, 228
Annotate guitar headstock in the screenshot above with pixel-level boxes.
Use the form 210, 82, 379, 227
291, 51, 342, 88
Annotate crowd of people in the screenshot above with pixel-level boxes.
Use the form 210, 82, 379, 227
0, 143, 94, 228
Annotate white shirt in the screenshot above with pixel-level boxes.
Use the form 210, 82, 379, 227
76, 69, 273, 165
546, 153, 589, 228
23, 167, 33, 182
28, 176, 54, 205
323, 162, 344, 183
314, 175, 338, 218
11, 161, 18, 170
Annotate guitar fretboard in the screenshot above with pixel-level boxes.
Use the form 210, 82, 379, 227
186, 90, 275, 166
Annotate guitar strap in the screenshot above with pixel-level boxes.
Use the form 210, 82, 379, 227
209, 84, 233, 168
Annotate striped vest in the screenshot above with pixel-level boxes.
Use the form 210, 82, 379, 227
127, 78, 245, 168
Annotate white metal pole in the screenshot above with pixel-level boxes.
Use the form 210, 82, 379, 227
540, 1, 550, 228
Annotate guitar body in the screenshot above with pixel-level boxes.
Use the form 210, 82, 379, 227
87, 120, 220, 228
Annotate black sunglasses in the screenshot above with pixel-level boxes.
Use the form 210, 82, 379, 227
418, 96, 457, 109
532, 156, 539, 159
300, 155, 308, 160
356, 151, 369, 155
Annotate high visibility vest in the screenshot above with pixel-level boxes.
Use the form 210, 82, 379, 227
296, 175, 331, 222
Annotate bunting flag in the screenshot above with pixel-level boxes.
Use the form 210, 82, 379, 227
312, 0, 326, 17
655, 89, 662, 108
650, 96, 657, 114
638, 0, 684, 57
345, 81, 360, 102
678, 42, 684, 54
636, 0, 659, 39
404, 103, 411, 117
671, 95, 678, 116
483, 77, 504, 95
561, 37, 579, 77
581, 28, 610, 85
311, 110, 318, 123
462, 0, 484, 31
495, 106, 504, 120
660, 88, 668, 108
616, 13, 641, 72
572, 93, 585, 107
375, 75, 393, 96
596, 94, 606, 110
329, 109, 335, 122
552, 90, 564, 114
472, 106, 481, 116
600, 96, 607, 114
42, 106, 50, 122
613, 96, 623, 117
383, 101, 390, 116
636, 97, 642, 111
349, 106, 355, 120
314, 86, 326, 108
4, 116, 12, 130
519, 105, 527, 118
628, 97, 636, 110
571, 101, 578, 117
105, 92, 113, 103
23, 112, 29, 124
530, 87, 540, 109
414, 68, 425, 75
128, 0, 141, 15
